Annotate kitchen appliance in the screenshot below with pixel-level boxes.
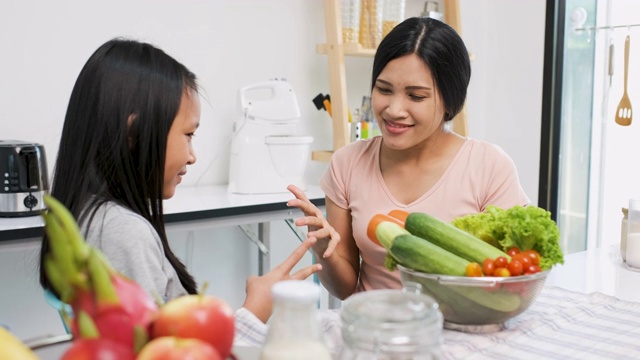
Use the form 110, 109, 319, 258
0, 140, 49, 217
228, 79, 313, 194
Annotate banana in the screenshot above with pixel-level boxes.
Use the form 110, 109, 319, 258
0, 326, 39, 360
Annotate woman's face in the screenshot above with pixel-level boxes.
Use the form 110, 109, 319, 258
372, 53, 446, 151
164, 88, 200, 199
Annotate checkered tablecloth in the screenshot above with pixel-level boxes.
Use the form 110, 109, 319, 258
317, 286, 640, 359
440, 286, 640, 359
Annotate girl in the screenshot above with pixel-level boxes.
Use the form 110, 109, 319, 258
39, 38, 321, 344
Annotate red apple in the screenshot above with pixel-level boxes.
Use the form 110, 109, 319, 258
61, 338, 136, 360
137, 336, 222, 360
150, 295, 235, 358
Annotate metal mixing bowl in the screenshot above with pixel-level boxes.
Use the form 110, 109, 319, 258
398, 265, 549, 326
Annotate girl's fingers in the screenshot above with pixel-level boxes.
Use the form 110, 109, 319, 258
273, 237, 317, 274
290, 264, 323, 281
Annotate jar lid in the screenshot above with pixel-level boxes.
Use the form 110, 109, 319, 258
623, 207, 628, 215
340, 289, 443, 354
271, 280, 320, 304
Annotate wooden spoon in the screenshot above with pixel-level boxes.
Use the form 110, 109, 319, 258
615, 35, 632, 126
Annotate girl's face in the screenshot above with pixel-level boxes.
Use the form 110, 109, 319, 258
164, 88, 200, 199
372, 53, 446, 151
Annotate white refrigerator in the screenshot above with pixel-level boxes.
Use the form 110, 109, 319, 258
541, 0, 640, 254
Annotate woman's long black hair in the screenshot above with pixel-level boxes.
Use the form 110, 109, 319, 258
372, 17, 471, 121
39, 38, 198, 294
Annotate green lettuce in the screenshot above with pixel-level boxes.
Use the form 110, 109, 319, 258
450, 205, 564, 270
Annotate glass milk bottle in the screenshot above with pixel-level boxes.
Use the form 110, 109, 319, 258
260, 280, 332, 360
626, 199, 640, 271
338, 288, 444, 359
621, 207, 628, 261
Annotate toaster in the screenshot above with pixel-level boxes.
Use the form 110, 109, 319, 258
0, 140, 49, 217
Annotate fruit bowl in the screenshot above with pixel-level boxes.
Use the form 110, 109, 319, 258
398, 265, 549, 326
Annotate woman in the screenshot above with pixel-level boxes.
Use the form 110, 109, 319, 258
38, 38, 321, 344
290, 17, 529, 300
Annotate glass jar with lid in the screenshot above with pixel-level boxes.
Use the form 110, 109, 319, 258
338, 287, 444, 359
359, 0, 382, 48
341, 0, 361, 43
381, 0, 405, 39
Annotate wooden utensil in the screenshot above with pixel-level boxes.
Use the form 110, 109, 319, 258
615, 35, 632, 126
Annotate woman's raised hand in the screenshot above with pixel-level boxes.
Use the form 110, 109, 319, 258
286, 184, 341, 258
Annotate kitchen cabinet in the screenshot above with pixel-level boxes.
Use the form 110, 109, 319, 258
312, 0, 467, 162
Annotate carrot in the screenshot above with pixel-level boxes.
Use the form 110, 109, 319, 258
367, 213, 405, 247
388, 209, 410, 223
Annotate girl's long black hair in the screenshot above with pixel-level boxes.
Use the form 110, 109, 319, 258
39, 38, 198, 294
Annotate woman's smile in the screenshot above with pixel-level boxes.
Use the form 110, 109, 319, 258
383, 119, 414, 135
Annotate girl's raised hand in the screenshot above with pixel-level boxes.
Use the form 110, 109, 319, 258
242, 236, 322, 323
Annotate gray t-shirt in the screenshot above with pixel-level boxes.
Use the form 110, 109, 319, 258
80, 201, 188, 301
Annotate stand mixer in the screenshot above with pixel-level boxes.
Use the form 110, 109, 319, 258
227, 79, 313, 194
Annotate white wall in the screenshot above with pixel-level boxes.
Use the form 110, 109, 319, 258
459, 0, 545, 204
0, 0, 333, 187
0, 0, 545, 201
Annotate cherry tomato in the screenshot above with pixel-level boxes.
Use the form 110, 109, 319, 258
512, 253, 532, 268
507, 259, 524, 276
507, 247, 520, 257
466, 262, 483, 277
493, 267, 511, 277
524, 264, 542, 275
482, 258, 495, 276
493, 256, 508, 269
522, 249, 541, 266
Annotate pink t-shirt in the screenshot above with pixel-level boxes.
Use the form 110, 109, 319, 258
320, 136, 530, 292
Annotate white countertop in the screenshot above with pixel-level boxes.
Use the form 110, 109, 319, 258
163, 184, 324, 214
0, 184, 325, 236
545, 243, 640, 302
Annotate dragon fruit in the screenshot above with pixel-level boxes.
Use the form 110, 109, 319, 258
42, 195, 158, 353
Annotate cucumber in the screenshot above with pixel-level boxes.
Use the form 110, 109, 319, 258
390, 234, 470, 276
376, 221, 469, 276
412, 274, 521, 314
376, 220, 521, 313
405, 212, 510, 263
449, 285, 521, 313
375, 221, 410, 250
